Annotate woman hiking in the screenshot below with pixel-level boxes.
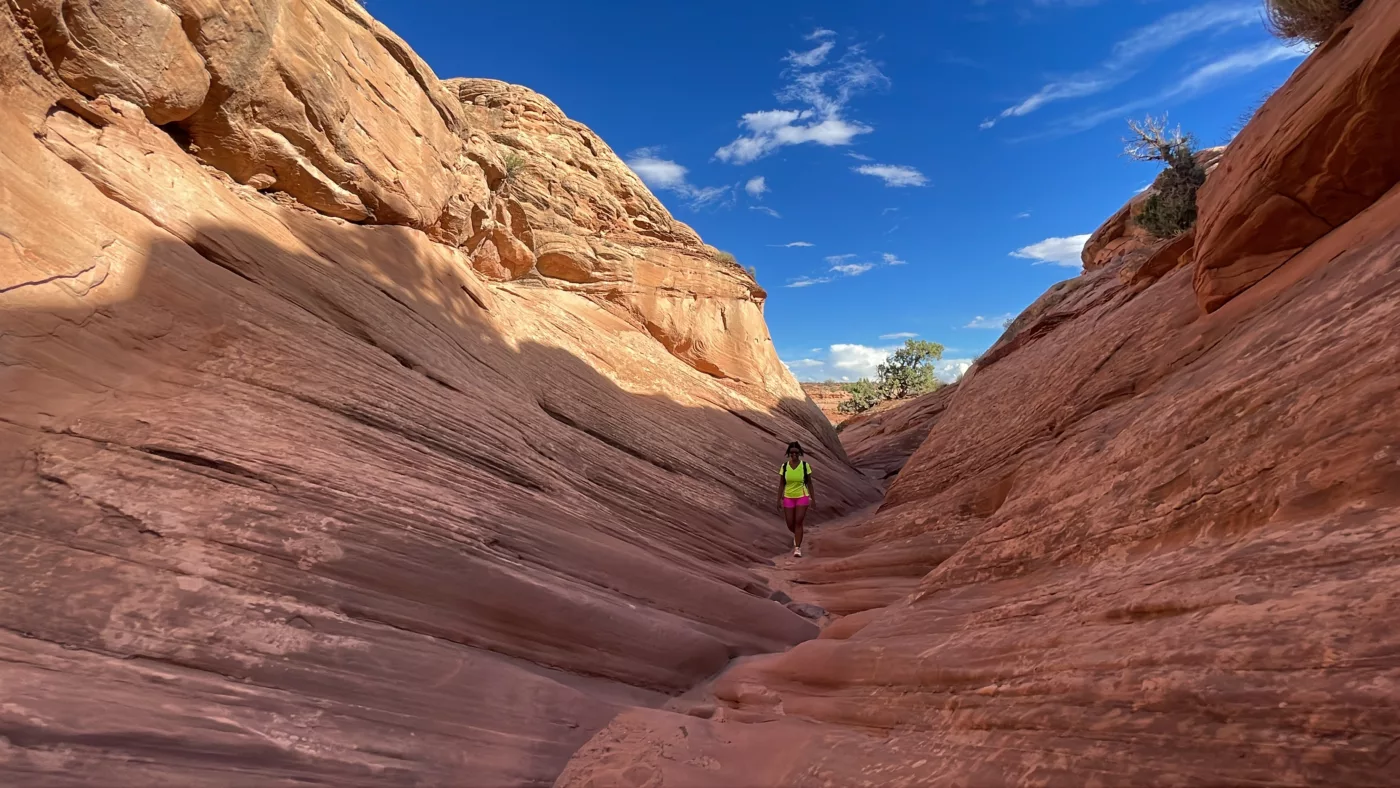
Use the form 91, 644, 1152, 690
777, 441, 817, 557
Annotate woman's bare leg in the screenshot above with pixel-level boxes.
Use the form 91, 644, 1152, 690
793, 504, 808, 551
783, 504, 797, 546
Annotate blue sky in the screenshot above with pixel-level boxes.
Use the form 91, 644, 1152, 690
371, 0, 1305, 382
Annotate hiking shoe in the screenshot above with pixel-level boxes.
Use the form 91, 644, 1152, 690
793, 546, 802, 558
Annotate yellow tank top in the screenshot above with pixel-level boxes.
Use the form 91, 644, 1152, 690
781, 461, 810, 499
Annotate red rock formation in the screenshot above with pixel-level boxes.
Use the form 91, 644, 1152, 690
1081, 146, 1224, 273
839, 382, 960, 480
1194, 0, 1400, 311
0, 2, 877, 784
557, 10, 1400, 785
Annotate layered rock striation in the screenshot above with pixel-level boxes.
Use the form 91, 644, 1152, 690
0, 1, 875, 785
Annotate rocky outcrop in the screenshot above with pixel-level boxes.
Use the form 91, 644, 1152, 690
3, 0, 784, 392
0, 2, 878, 785
1081, 146, 1224, 272
839, 382, 959, 480
446, 78, 788, 390
558, 11, 1400, 786
1194, 0, 1400, 311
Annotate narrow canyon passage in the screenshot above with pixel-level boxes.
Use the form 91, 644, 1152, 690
3, 1, 1399, 786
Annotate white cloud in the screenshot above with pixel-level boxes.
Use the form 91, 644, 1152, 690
787, 40, 835, 68
627, 155, 688, 188
847, 152, 874, 161
935, 358, 974, 383
783, 345, 971, 383
854, 164, 928, 187
825, 253, 856, 263
745, 176, 769, 197
806, 28, 836, 40
715, 37, 888, 164
771, 241, 814, 247
829, 343, 891, 378
880, 332, 918, 339
786, 276, 833, 288
965, 313, 1015, 329
750, 205, 782, 218
831, 262, 875, 276
1016, 212, 1032, 219
1011, 234, 1091, 267
882, 253, 906, 265
626, 150, 731, 209
981, 1, 1263, 129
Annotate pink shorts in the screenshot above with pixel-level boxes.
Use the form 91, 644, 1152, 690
782, 496, 811, 509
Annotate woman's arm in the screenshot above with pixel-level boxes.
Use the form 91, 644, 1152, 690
777, 472, 787, 510
806, 469, 817, 507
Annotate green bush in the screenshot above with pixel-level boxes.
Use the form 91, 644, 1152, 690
714, 250, 737, 265
837, 379, 883, 415
877, 339, 945, 399
1125, 115, 1207, 239
1265, 0, 1362, 44
834, 339, 945, 414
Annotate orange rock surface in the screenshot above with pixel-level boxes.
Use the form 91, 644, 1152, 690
0, 2, 876, 784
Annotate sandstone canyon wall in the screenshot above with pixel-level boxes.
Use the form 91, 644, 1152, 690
838, 382, 960, 481
0, 1, 877, 785
558, 4, 1400, 785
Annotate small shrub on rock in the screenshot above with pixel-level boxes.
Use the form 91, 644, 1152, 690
1125, 115, 1207, 239
837, 379, 883, 415
1265, 0, 1363, 45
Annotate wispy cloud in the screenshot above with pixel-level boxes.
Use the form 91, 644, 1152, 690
626, 149, 731, 209
750, 205, 782, 218
879, 331, 918, 339
716, 34, 888, 164
882, 253, 907, 265
831, 262, 875, 276
770, 241, 814, 247
854, 164, 928, 187
787, 39, 835, 68
1011, 234, 1091, 267
806, 28, 836, 41
1016, 212, 1032, 219
847, 152, 874, 161
981, 2, 1263, 129
745, 176, 769, 197
786, 276, 833, 288
1044, 41, 1309, 135
825, 253, 857, 263
965, 313, 1015, 329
